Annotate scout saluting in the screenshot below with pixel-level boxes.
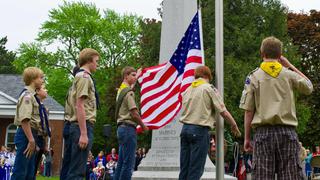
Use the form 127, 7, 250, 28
241, 36, 313, 179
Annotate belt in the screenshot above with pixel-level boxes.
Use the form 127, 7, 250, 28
70, 121, 94, 126
117, 122, 136, 129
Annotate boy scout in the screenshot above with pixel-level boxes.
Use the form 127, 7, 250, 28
114, 66, 148, 180
67, 48, 100, 179
11, 67, 44, 180
33, 84, 51, 179
240, 37, 313, 180
60, 66, 79, 180
179, 65, 241, 180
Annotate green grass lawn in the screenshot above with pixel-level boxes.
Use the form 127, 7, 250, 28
36, 176, 59, 180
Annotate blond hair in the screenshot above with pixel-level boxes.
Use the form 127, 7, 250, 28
23, 67, 44, 86
78, 48, 100, 67
195, 65, 213, 81
260, 36, 283, 59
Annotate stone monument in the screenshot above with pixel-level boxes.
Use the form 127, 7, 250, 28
132, 0, 236, 179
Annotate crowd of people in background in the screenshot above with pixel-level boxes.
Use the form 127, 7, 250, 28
86, 147, 147, 180
0, 145, 54, 179
0, 146, 15, 180
220, 144, 320, 180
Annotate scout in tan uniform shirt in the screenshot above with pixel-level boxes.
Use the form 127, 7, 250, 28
66, 48, 100, 179
11, 67, 44, 180
114, 66, 148, 180
240, 36, 313, 180
33, 85, 51, 178
60, 66, 80, 180
179, 65, 241, 180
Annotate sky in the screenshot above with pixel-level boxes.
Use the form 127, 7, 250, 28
0, 0, 319, 52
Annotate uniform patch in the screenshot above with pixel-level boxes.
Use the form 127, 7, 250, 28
213, 88, 219, 94
245, 77, 251, 85
23, 94, 31, 104
83, 72, 89, 78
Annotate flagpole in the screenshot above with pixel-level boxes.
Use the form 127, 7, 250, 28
215, 0, 224, 179
198, 4, 205, 64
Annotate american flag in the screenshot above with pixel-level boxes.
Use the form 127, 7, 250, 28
138, 11, 204, 130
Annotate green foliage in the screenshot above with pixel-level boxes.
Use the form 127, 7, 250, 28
200, 0, 312, 151
13, 1, 143, 155
288, 10, 320, 147
0, 36, 17, 74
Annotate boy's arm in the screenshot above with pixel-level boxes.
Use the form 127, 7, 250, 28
220, 110, 241, 137
21, 119, 36, 158
76, 97, 88, 149
130, 109, 148, 131
244, 110, 254, 152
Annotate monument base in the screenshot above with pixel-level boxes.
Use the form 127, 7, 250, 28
132, 171, 236, 180
132, 149, 236, 180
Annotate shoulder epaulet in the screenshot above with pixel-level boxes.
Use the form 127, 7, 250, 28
244, 68, 259, 85
75, 70, 90, 78
246, 68, 259, 77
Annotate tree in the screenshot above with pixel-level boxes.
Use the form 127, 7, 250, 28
0, 36, 17, 74
132, 18, 162, 148
199, 0, 314, 161
288, 10, 320, 146
13, 1, 143, 154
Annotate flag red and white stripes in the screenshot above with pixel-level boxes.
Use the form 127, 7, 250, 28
138, 11, 204, 130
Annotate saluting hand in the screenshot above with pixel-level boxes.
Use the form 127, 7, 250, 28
79, 134, 89, 150
279, 56, 292, 68
24, 139, 36, 158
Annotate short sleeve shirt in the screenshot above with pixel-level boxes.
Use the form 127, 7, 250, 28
14, 86, 42, 130
239, 67, 313, 128
64, 87, 73, 121
69, 70, 97, 124
117, 91, 137, 126
180, 82, 226, 129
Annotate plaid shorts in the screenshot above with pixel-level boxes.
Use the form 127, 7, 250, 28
252, 125, 304, 180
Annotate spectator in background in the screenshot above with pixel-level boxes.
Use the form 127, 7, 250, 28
305, 149, 313, 179
86, 151, 95, 180
44, 148, 53, 177
134, 148, 143, 171
95, 151, 107, 167
106, 159, 117, 180
142, 148, 147, 158
92, 161, 105, 179
313, 146, 320, 174
107, 148, 118, 162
